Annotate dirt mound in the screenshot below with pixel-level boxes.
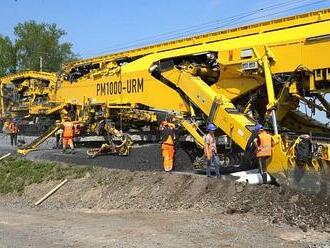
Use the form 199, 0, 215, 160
0, 168, 329, 232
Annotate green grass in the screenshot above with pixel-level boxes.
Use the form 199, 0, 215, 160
0, 157, 94, 194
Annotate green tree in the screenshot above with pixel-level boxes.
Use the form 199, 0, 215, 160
14, 21, 77, 72
0, 21, 77, 76
0, 35, 16, 76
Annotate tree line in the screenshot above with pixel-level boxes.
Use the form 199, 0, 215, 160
0, 21, 77, 76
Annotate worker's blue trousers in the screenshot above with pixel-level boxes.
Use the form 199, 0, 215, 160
206, 154, 221, 177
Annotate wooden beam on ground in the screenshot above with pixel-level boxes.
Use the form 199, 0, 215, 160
35, 179, 68, 206
0, 153, 11, 161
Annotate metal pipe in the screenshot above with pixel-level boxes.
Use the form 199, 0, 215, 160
0, 84, 4, 118
271, 109, 279, 135
262, 56, 276, 109
262, 56, 279, 134
40, 56, 43, 72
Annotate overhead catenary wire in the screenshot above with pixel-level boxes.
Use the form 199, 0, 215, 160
81, 0, 329, 57
98, 0, 313, 51
81, 0, 311, 56
143, 0, 318, 40
211, 0, 330, 31
83, 0, 313, 56
136, 0, 330, 47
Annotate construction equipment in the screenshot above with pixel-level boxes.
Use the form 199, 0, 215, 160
86, 119, 133, 158
2, 8, 330, 194
0, 71, 60, 135
0, 71, 58, 117
17, 126, 60, 155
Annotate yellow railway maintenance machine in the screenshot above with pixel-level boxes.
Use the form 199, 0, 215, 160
0, 71, 58, 118
0, 71, 64, 138
3, 9, 330, 194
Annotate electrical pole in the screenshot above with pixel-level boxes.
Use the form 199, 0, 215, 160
39, 56, 43, 72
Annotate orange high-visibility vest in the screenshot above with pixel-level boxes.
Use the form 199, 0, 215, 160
163, 135, 174, 145
256, 131, 272, 157
9, 123, 18, 134
63, 122, 74, 138
204, 134, 217, 160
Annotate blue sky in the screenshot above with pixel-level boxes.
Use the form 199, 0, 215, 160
1, 0, 329, 58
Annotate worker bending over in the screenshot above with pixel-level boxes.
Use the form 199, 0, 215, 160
204, 123, 221, 178
9, 119, 19, 146
160, 121, 176, 172
62, 116, 75, 154
253, 124, 272, 183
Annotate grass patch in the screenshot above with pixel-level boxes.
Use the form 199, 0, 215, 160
0, 157, 94, 194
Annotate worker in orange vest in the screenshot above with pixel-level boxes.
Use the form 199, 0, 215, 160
253, 124, 272, 183
160, 121, 176, 172
9, 118, 19, 146
62, 116, 75, 154
204, 123, 221, 178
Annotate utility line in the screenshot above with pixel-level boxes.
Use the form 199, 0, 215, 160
83, 0, 313, 56
138, 0, 329, 46
82, 0, 329, 57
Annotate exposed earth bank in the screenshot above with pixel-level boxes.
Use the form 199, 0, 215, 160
0, 166, 329, 247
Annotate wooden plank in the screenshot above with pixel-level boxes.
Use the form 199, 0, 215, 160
0, 153, 11, 161
34, 179, 68, 206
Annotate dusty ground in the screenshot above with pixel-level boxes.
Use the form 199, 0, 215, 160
1, 207, 328, 248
